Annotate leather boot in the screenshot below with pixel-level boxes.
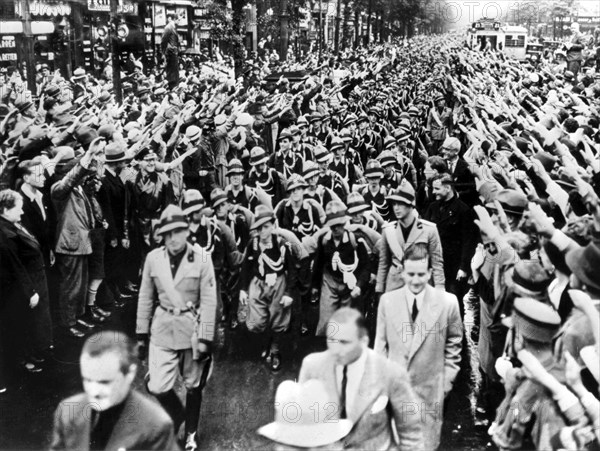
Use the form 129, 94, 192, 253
155, 389, 185, 432
184, 387, 203, 450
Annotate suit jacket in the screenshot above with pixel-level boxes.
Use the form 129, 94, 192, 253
98, 170, 128, 243
423, 194, 477, 279
374, 285, 463, 450
50, 390, 178, 451
376, 217, 445, 292
299, 348, 423, 450
136, 243, 217, 350
451, 158, 477, 207
51, 162, 95, 255
19, 185, 52, 262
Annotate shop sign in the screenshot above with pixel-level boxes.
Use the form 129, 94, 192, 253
87, 0, 137, 14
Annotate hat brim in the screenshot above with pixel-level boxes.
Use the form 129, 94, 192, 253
565, 247, 600, 292
212, 198, 227, 208
287, 183, 308, 192
106, 154, 131, 163
227, 169, 245, 176
257, 419, 352, 448
250, 156, 269, 166
251, 216, 275, 230
157, 221, 188, 235
386, 195, 414, 206
325, 216, 348, 228
183, 204, 204, 216
348, 205, 370, 215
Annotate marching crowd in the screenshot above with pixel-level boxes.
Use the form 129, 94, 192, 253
0, 27, 599, 451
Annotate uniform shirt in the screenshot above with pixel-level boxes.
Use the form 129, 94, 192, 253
335, 349, 367, 418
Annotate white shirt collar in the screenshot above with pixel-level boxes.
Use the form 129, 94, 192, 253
407, 288, 426, 312
21, 183, 43, 202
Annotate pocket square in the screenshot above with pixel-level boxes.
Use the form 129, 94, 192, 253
370, 395, 389, 414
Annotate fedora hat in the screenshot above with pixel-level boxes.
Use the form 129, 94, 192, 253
249, 146, 268, 166
343, 113, 358, 127
565, 242, 600, 293
157, 205, 189, 235
364, 159, 384, 179
346, 192, 370, 215
235, 113, 253, 127
227, 158, 244, 176
251, 205, 275, 230
324, 200, 348, 228
303, 161, 320, 180
277, 129, 293, 141
71, 68, 86, 80
512, 297, 561, 344
383, 136, 397, 151
377, 149, 396, 167
487, 189, 528, 216
257, 379, 352, 448
329, 137, 345, 153
386, 184, 416, 206
314, 145, 330, 164
286, 174, 308, 192
104, 142, 130, 163
182, 189, 205, 216
210, 187, 228, 208
185, 125, 202, 142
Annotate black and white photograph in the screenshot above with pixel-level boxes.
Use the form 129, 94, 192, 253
0, 0, 599, 450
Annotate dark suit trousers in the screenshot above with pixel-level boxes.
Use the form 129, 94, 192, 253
56, 254, 89, 328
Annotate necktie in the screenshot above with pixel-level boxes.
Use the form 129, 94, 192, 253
340, 365, 348, 419
412, 298, 419, 322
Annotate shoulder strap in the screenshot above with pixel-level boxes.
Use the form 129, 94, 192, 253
383, 223, 404, 261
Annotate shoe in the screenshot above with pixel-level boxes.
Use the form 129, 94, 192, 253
270, 353, 282, 372
0, 387, 6, 394
86, 310, 106, 324
20, 361, 42, 373
229, 318, 238, 330
184, 432, 198, 451
67, 327, 85, 338
301, 323, 309, 336
77, 319, 95, 329
91, 306, 111, 318
119, 292, 135, 301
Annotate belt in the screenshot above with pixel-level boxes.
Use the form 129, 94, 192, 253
159, 305, 190, 315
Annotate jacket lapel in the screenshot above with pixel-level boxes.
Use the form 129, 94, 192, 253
104, 393, 135, 451
351, 350, 383, 424
409, 285, 442, 362
173, 244, 195, 287
405, 220, 425, 247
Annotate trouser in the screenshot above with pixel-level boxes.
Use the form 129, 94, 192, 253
165, 53, 179, 89
149, 344, 212, 436
316, 272, 354, 337
246, 275, 291, 353
291, 257, 312, 331
29, 269, 53, 353
55, 254, 89, 328
104, 243, 127, 292
445, 271, 469, 317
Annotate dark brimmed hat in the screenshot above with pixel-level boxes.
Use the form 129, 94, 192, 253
386, 184, 416, 206
251, 205, 275, 230
489, 189, 528, 216
324, 200, 348, 227
15, 99, 34, 114
511, 260, 553, 296
135, 148, 158, 161
157, 205, 189, 235
250, 146, 268, 166
278, 129, 293, 141
182, 189, 205, 216
346, 192, 370, 215
512, 297, 560, 344
565, 242, 600, 293
210, 187, 228, 208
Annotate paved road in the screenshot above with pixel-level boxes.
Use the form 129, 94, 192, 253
0, 298, 492, 450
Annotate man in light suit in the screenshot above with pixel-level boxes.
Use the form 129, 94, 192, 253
136, 204, 217, 451
375, 243, 463, 450
299, 307, 424, 450
376, 184, 445, 293
51, 331, 178, 451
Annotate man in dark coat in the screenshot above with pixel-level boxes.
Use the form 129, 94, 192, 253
161, 13, 180, 89
51, 331, 178, 451
423, 174, 477, 313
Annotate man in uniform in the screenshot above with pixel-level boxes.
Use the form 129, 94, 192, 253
239, 205, 296, 371
376, 184, 445, 293
136, 205, 217, 451
245, 147, 286, 207
312, 201, 371, 336
268, 129, 304, 179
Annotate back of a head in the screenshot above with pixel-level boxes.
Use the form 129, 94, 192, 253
402, 242, 431, 267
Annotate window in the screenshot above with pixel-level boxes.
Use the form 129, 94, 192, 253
505, 35, 526, 47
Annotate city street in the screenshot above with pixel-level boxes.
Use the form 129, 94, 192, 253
0, 299, 491, 450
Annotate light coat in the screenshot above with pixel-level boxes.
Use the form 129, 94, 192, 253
136, 243, 217, 350
299, 348, 424, 450
374, 285, 463, 450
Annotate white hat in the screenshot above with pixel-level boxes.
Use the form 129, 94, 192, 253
257, 379, 352, 447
